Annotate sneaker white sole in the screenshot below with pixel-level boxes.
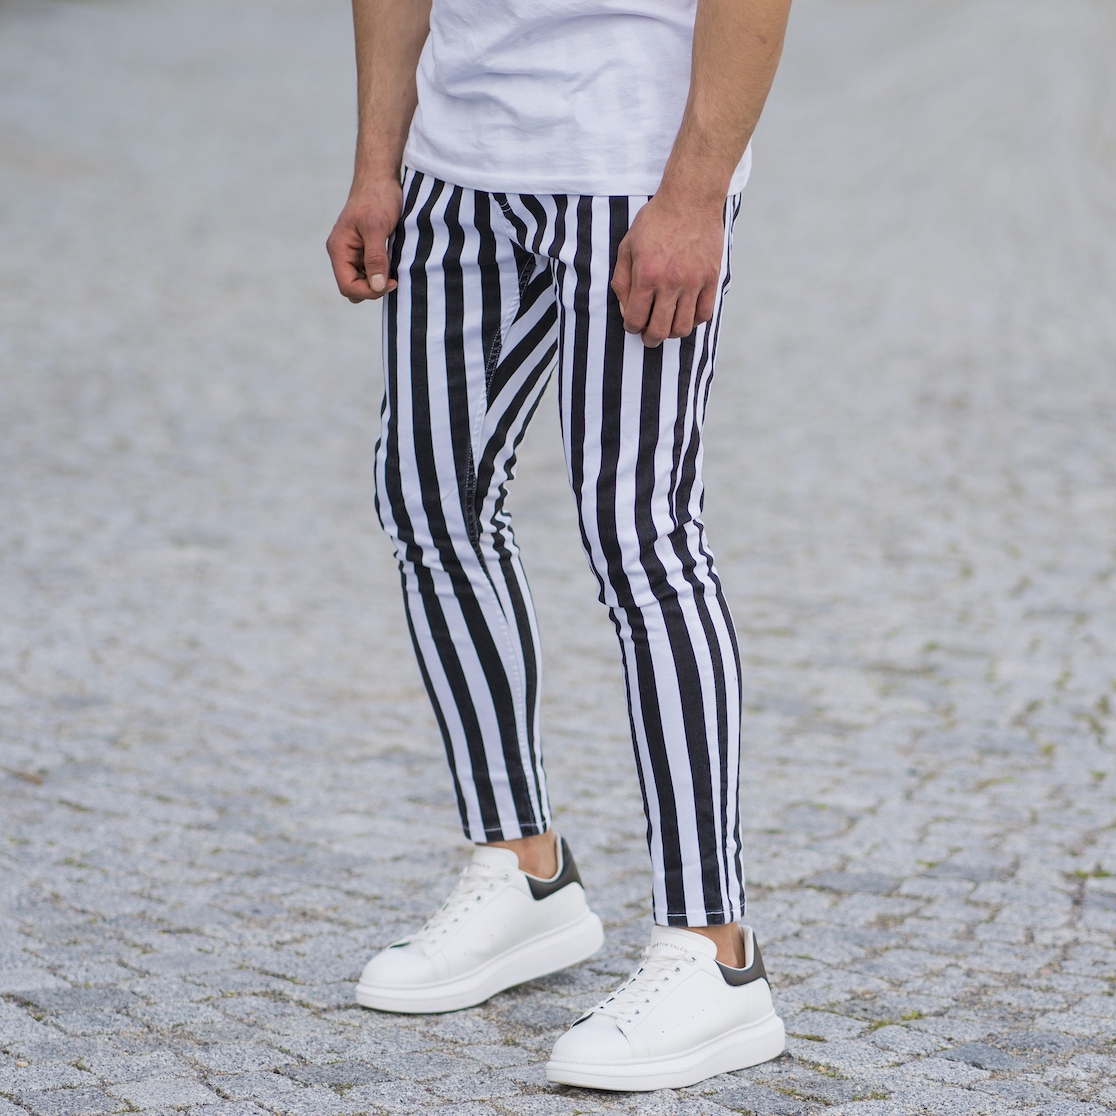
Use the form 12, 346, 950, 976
545, 1009, 786, 1091
355, 908, 604, 1014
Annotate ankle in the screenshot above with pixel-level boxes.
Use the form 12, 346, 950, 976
482, 831, 558, 878
683, 923, 746, 967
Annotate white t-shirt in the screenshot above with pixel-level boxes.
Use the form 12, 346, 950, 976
403, 0, 752, 197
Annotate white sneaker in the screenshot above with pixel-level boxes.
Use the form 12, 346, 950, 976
356, 837, 603, 1013
546, 924, 785, 1090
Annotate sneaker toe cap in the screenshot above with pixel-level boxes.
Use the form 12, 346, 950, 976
359, 943, 436, 989
550, 1013, 633, 1065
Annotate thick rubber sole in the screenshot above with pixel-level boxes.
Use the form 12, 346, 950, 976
355, 909, 604, 1014
545, 1010, 786, 1091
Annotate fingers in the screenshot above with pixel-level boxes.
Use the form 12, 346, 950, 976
610, 241, 636, 326
616, 236, 660, 337
622, 285, 655, 337
694, 282, 717, 329
668, 290, 699, 340
610, 195, 729, 346
641, 292, 678, 348
326, 213, 396, 302
613, 231, 707, 347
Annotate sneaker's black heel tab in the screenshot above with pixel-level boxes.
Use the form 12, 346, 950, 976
717, 930, 769, 987
527, 836, 584, 900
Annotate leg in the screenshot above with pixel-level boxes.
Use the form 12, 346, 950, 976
366, 213, 603, 1008
542, 192, 784, 1087
545, 192, 746, 928
375, 171, 559, 843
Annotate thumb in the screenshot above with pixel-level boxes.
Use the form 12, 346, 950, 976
361, 225, 397, 294
363, 237, 393, 295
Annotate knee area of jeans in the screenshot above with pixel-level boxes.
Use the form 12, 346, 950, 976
381, 520, 483, 562
594, 568, 719, 614
584, 539, 716, 595
382, 505, 513, 557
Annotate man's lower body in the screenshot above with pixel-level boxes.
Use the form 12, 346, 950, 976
356, 170, 784, 1088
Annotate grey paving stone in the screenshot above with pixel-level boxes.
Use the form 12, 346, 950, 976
4, 1031, 102, 1063
941, 1042, 1028, 1072
53, 1010, 146, 1037
924, 862, 1014, 885
783, 1009, 865, 1042
881, 1083, 1000, 1115
278, 1061, 389, 1087
841, 991, 954, 1023
0, 969, 67, 993
428, 1070, 526, 1102
497, 1098, 581, 1116
185, 1107, 271, 1116
807, 872, 902, 896
14, 988, 142, 1014
18, 1090, 128, 1116
1034, 1014, 1113, 1039
253, 1089, 354, 1116
188, 1043, 293, 1075
908, 1016, 999, 1045
3, 1063, 99, 1096
868, 1023, 945, 1055
997, 1031, 1081, 1058
731, 1068, 864, 1106
450, 1042, 534, 1068
1028, 1104, 1115, 1116
340, 1081, 442, 1112
107, 1077, 222, 1108
413, 1106, 503, 1116
499, 1000, 584, 1030
784, 1036, 894, 1076
904, 1058, 992, 1087
366, 1049, 479, 1081
976, 1079, 1064, 1106
714, 1083, 820, 1115
418, 1014, 502, 1046
78, 1051, 195, 1083
206, 1071, 300, 1102
822, 1105, 907, 1116
129, 1002, 229, 1029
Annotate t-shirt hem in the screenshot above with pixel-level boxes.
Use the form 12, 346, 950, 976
401, 149, 751, 199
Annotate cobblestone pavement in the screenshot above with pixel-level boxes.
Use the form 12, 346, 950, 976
2, 0, 1115, 1113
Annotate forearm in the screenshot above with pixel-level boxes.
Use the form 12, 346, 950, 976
350, 0, 431, 191
659, 0, 792, 208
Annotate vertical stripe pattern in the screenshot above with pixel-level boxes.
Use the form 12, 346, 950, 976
376, 170, 745, 925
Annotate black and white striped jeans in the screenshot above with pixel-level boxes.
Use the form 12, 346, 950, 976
375, 169, 745, 926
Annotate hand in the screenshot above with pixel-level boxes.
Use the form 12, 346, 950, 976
326, 177, 404, 303
610, 194, 725, 347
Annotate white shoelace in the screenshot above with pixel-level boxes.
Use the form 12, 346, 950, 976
588, 944, 699, 1025
409, 860, 512, 946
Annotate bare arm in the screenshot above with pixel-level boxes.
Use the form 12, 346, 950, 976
326, 0, 431, 302
611, 0, 792, 345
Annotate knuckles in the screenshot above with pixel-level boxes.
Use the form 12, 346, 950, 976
630, 264, 719, 292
